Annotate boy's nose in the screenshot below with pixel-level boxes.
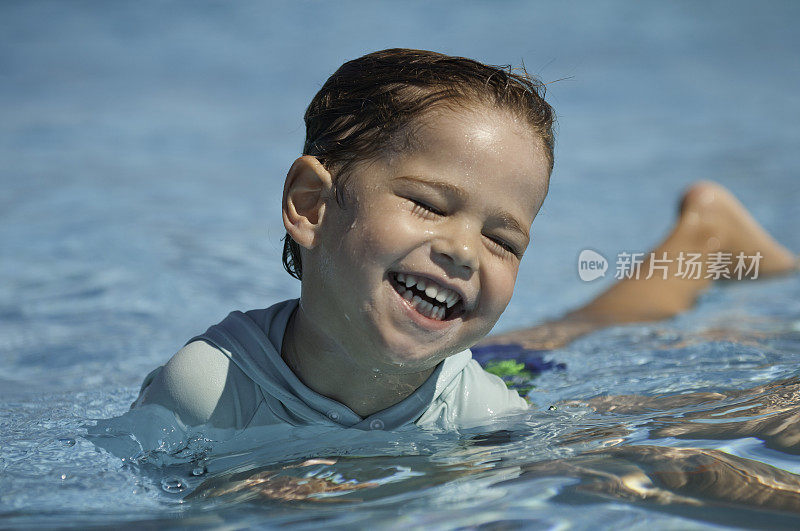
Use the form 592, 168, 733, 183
431, 228, 479, 274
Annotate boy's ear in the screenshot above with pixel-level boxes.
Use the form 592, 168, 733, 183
282, 156, 334, 249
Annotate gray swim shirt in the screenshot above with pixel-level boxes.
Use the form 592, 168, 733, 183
134, 299, 528, 431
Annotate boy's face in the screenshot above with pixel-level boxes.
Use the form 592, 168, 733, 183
302, 106, 550, 373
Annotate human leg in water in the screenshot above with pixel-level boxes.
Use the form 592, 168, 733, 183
484, 181, 797, 350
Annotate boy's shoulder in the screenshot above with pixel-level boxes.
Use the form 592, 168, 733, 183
133, 299, 298, 429
135, 339, 261, 428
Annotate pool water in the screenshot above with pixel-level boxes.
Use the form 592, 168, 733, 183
2, 1, 800, 528
3, 276, 800, 528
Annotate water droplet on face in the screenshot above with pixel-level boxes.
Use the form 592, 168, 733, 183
60, 473, 67, 480
548, 405, 557, 411
161, 477, 187, 493
192, 466, 206, 476
58, 437, 76, 447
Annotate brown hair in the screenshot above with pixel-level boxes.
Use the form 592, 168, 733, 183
283, 48, 555, 280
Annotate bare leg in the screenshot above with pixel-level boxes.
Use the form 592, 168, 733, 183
485, 181, 797, 350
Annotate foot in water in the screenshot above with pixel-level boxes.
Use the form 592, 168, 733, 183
678, 180, 797, 276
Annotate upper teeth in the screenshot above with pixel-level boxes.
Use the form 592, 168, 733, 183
396, 273, 460, 308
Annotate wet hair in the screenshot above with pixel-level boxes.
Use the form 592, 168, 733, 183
283, 48, 555, 280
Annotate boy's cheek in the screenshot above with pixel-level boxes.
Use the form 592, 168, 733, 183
482, 268, 518, 312
362, 218, 419, 253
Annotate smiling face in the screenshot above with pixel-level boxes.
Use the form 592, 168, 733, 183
299, 105, 550, 373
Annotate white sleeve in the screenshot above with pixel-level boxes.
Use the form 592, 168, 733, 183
136, 340, 259, 429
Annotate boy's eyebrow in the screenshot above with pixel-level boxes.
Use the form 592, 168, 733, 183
392, 175, 467, 199
392, 175, 530, 240
492, 211, 530, 242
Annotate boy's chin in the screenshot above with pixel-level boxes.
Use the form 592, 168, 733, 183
375, 338, 470, 372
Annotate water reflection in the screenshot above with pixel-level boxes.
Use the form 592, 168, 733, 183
576, 376, 800, 454
515, 445, 800, 520
188, 455, 490, 504
497, 374, 798, 527
188, 459, 376, 503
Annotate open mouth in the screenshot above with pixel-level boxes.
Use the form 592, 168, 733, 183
389, 272, 465, 322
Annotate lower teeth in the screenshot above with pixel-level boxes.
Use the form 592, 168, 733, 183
400, 287, 444, 320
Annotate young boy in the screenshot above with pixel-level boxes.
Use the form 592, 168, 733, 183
133, 49, 796, 433
134, 48, 551, 431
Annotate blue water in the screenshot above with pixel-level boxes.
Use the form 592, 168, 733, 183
2, 1, 800, 528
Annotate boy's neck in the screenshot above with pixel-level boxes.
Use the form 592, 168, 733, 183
280, 305, 436, 418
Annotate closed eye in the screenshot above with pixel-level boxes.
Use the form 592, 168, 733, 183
485, 235, 522, 258
408, 198, 446, 217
